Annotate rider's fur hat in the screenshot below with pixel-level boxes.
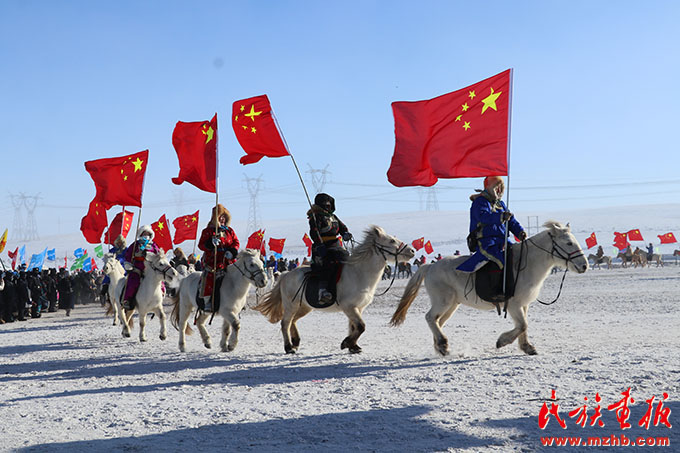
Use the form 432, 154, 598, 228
173, 247, 186, 259
113, 234, 126, 249
209, 204, 231, 227
470, 176, 505, 201
138, 224, 154, 240
314, 193, 335, 212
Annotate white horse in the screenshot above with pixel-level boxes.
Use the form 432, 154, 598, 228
587, 253, 612, 269
116, 251, 179, 341
171, 249, 268, 352
391, 221, 588, 356
254, 226, 415, 354
101, 253, 126, 326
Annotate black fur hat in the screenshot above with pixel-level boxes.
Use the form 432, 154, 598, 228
314, 193, 335, 212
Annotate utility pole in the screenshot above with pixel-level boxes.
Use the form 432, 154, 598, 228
22, 193, 41, 241
425, 187, 439, 211
10, 193, 25, 241
306, 164, 331, 194
243, 174, 263, 236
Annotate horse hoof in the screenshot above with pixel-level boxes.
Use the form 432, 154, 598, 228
340, 338, 351, 350
522, 345, 538, 355
159, 334, 167, 341
204, 343, 211, 349
123, 332, 131, 338
140, 338, 147, 342
179, 344, 186, 352
349, 345, 362, 354
284, 344, 296, 354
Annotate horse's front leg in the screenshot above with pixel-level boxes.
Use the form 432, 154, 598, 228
138, 308, 148, 342
121, 307, 133, 338
516, 305, 537, 355
156, 304, 167, 341
196, 313, 211, 349
220, 311, 240, 352
280, 309, 296, 354
340, 306, 365, 354
178, 300, 193, 352
496, 302, 528, 351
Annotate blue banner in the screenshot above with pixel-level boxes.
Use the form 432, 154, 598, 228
47, 248, 56, 261
74, 248, 85, 258
27, 248, 47, 271
19, 245, 25, 264
82, 257, 93, 272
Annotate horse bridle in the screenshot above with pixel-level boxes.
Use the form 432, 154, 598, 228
374, 240, 410, 297
149, 260, 175, 282
232, 259, 265, 285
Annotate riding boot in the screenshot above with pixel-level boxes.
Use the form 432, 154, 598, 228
202, 296, 212, 312
318, 282, 333, 303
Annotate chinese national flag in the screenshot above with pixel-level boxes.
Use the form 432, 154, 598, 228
424, 240, 434, 254
627, 229, 644, 241
80, 199, 109, 244
658, 232, 677, 244
585, 232, 597, 249
302, 233, 313, 257
151, 214, 173, 253
85, 150, 149, 209
412, 237, 425, 250
8, 247, 18, 270
613, 232, 630, 251
172, 210, 200, 244
105, 210, 134, 244
171, 114, 217, 193
232, 94, 289, 165
388, 69, 511, 187
246, 229, 265, 251
268, 237, 286, 255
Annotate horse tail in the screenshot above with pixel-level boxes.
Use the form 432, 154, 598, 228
253, 277, 284, 324
390, 264, 430, 326
170, 292, 180, 331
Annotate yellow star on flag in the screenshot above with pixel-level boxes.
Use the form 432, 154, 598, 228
158, 222, 164, 230
469, 90, 476, 99
132, 157, 144, 172
202, 125, 214, 144
240, 105, 245, 112
251, 127, 257, 133
245, 105, 262, 121
455, 115, 462, 122
463, 121, 471, 131
462, 103, 469, 112
481, 88, 502, 114
192, 216, 197, 222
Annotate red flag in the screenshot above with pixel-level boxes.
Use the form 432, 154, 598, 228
105, 210, 134, 244
613, 232, 630, 251
627, 229, 644, 241
80, 199, 109, 244
246, 229, 265, 251
412, 237, 425, 250
0, 229, 7, 254
388, 70, 511, 187
8, 247, 18, 270
232, 94, 289, 165
172, 210, 200, 244
302, 233, 313, 257
585, 232, 597, 249
268, 237, 286, 255
658, 232, 677, 244
151, 214, 173, 253
171, 114, 217, 193
85, 150, 149, 209
424, 240, 434, 254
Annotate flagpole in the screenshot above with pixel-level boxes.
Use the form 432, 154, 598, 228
211, 113, 220, 313
502, 68, 514, 302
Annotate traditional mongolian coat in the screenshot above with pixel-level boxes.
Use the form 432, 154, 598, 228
198, 205, 240, 297
123, 229, 161, 302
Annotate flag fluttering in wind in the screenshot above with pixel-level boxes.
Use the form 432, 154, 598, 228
94, 244, 104, 258
302, 233, 313, 257
0, 228, 7, 253
47, 249, 56, 261
71, 253, 88, 271
627, 229, 644, 241
424, 240, 434, 254
172, 211, 200, 244
74, 248, 85, 258
658, 232, 677, 244
27, 248, 47, 271
85, 150, 149, 209
19, 245, 25, 265
80, 200, 109, 244
106, 210, 134, 244
613, 232, 630, 251
585, 233, 597, 249
172, 114, 218, 193
388, 69, 511, 187
8, 247, 18, 270
82, 257, 93, 272
151, 214, 173, 253
246, 229, 265, 251
268, 237, 286, 255
232, 95, 289, 165
412, 237, 425, 251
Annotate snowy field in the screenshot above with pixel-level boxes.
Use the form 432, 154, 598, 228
1, 265, 678, 452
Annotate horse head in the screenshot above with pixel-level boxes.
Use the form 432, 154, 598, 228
235, 249, 268, 288
144, 250, 179, 286
541, 221, 588, 274
102, 253, 124, 276
363, 225, 415, 263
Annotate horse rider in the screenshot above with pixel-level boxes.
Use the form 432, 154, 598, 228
198, 204, 239, 312
596, 245, 604, 259
308, 193, 353, 303
646, 243, 654, 261
122, 226, 161, 310
170, 247, 189, 269
101, 234, 127, 305
457, 176, 527, 297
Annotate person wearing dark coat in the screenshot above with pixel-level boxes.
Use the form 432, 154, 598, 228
170, 247, 189, 269
1, 272, 21, 322
46, 268, 59, 312
57, 269, 75, 316
308, 193, 352, 303
15, 271, 31, 320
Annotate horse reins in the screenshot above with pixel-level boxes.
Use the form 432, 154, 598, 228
374, 240, 409, 297
526, 233, 584, 306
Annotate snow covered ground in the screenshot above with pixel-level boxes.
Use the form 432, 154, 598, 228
1, 264, 678, 452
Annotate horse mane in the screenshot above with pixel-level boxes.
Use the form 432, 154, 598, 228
541, 220, 570, 235
347, 225, 385, 264
237, 248, 260, 260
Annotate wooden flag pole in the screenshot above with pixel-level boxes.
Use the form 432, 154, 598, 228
210, 116, 220, 315
502, 69, 514, 308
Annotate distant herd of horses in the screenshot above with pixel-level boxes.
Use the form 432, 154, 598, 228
97, 222, 675, 357
588, 246, 679, 269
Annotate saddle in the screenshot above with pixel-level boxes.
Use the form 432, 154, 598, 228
196, 274, 225, 312
302, 264, 344, 309
474, 245, 515, 307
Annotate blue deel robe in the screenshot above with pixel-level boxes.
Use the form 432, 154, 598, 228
457, 193, 525, 273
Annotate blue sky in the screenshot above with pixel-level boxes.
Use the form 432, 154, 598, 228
1, 1, 679, 240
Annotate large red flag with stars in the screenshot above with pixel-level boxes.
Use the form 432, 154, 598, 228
172, 210, 200, 244
388, 70, 511, 187
268, 237, 286, 255
585, 232, 597, 249
171, 114, 217, 193
613, 232, 630, 251
85, 150, 149, 208
424, 240, 434, 254
412, 237, 425, 251
80, 199, 109, 244
246, 229, 265, 251
105, 210, 134, 244
151, 214, 173, 253
658, 232, 677, 244
232, 95, 289, 165
627, 229, 644, 241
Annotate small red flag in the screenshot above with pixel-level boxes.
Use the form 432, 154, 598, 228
232, 95, 289, 165
424, 240, 434, 254
388, 69, 511, 187
84, 150, 148, 209
105, 210, 134, 244
613, 232, 630, 251
171, 114, 217, 193
658, 232, 677, 244
585, 232, 597, 249
268, 237, 286, 255
246, 229, 265, 251
151, 214, 173, 253
8, 247, 18, 270
412, 237, 425, 250
172, 210, 200, 244
303, 233, 313, 257
627, 229, 644, 241
80, 199, 109, 244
